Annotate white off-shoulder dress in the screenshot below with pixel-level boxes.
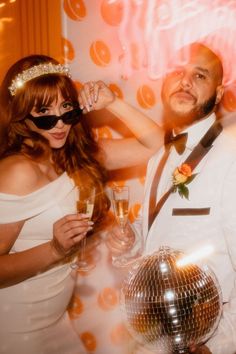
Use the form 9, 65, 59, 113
0, 172, 85, 354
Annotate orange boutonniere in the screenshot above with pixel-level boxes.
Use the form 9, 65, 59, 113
172, 163, 197, 199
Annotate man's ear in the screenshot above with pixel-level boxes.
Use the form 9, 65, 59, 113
215, 85, 224, 105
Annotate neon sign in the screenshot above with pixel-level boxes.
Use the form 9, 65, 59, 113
118, 0, 236, 85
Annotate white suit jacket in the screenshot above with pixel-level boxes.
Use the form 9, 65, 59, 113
141, 113, 236, 354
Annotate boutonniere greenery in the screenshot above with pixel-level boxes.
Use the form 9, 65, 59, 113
172, 163, 197, 199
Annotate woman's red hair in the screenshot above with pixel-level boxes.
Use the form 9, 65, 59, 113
0, 54, 110, 226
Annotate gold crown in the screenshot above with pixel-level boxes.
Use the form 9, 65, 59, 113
8, 62, 71, 96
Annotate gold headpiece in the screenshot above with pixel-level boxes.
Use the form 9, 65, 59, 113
8, 62, 71, 96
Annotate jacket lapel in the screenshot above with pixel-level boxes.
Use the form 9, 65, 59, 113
148, 121, 223, 231
185, 121, 222, 170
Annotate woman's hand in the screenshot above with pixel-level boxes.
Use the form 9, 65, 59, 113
105, 223, 135, 257
50, 214, 93, 259
78, 80, 115, 113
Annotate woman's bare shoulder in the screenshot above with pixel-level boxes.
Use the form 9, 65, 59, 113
0, 155, 42, 195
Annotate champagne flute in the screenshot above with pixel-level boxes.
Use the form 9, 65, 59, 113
111, 186, 133, 267
109, 186, 143, 268
71, 185, 95, 271
112, 186, 129, 234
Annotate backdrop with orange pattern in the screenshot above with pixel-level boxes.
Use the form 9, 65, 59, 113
60, 1, 236, 353
60, 2, 163, 353
60, 0, 236, 203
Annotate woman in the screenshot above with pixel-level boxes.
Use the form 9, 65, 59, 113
0, 54, 163, 354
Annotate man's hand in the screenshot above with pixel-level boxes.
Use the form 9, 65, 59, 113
105, 223, 135, 257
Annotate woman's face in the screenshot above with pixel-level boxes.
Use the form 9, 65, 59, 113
25, 92, 73, 149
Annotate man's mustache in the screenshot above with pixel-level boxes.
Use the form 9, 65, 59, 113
171, 89, 196, 100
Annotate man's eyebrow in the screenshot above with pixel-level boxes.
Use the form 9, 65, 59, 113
195, 67, 210, 75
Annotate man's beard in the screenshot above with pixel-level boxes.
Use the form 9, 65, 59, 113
163, 93, 217, 130
197, 93, 217, 118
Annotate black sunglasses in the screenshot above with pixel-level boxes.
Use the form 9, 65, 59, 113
26, 108, 83, 130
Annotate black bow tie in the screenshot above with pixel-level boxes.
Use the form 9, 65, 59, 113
164, 131, 188, 154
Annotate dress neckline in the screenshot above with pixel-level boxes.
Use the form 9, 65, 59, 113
0, 172, 73, 198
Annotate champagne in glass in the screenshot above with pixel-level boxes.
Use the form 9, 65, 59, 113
112, 186, 129, 233
113, 198, 129, 233
71, 185, 95, 271
76, 199, 94, 219
110, 186, 143, 268
111, 186, 131, 267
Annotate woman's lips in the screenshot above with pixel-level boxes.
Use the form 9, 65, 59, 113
50, 132, 66, 140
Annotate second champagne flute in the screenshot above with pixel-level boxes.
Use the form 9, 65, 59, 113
111, 186, 133, 267
112, 186, 129, 234
110, 186, 143, 268
71, 185, 95, 271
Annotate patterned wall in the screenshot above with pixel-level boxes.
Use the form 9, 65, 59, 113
60, 1, 236, 353
60, 0, 167, 230
60, 1, 163, 352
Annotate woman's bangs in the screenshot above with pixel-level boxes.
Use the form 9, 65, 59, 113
28, 75, 77, 109
56, 76, 78, 102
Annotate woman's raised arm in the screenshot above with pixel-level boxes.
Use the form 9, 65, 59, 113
78, 81, 163, 170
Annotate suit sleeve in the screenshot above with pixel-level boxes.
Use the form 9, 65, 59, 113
207, 160, 236, 354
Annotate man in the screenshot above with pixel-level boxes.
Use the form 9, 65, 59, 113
140, 43, 236, 354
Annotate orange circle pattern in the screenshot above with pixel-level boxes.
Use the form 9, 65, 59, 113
109, 83, 124, 99
100, 0, 124, 26
80, 331, 97, 352
128, 203, 141, 224
63, 0, 86, 21
136, 84, 156, 109
61, 37, 75, 63
74, 80, 83, 90
110, 323, 131, 346
96, 126, 113, 140
67, 295, 84, 319
90, 40, 111, 67
97, 287, 119, 311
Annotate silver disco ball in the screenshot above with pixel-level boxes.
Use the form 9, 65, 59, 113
120, 246, 222, 354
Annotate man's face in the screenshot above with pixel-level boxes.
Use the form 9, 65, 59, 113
161, 44, 224, 130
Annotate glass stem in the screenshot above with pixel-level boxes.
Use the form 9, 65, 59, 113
80, 237, 86, 261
